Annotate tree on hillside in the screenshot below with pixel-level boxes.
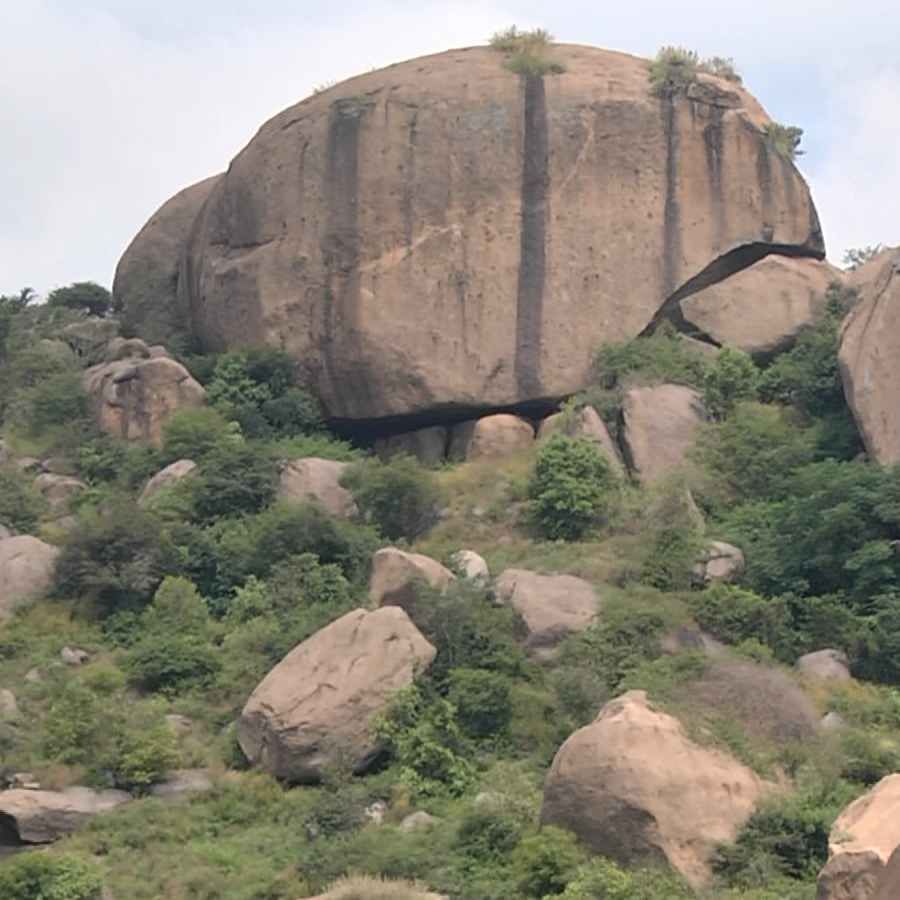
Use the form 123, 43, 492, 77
47, 281, 112, 316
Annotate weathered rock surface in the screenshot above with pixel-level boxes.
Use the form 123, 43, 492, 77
149, 769, 214, 801
797, 649, 851, 682
62, 318, 119, 363
494, 569, 598, 652
277, 458, 357, 518
369, 548, 455, 614
33, 473, 87, 514
238, 607, 436, 782
681, 256, 841, 356
621, 384, 705, 483
692, 540, 745, 585
138, 459, 198, 507
450, 549, 489, 582
537, 405, 623, 474
104, 336, 151, 362
83, 356, 206, 446
114, 174, 223, 345
0, 536, 59, 620
541, 690, 768, 887
375, 426, 448, 466
0, 787, 131, 843
0, 689, 18, 720
125, 45, 821, 423
448, 414, 534, 461
873, 846, 900, 900
818, 775, 900, 900
839, 247, 900, 465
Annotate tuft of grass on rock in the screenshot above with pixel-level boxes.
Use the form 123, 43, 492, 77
489, 26, 566, 77
764, 122, 805, 160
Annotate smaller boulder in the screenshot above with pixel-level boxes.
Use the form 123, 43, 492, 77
797, 649, 851, 683
369, 548, 455, 614
277, 458, 357, 519
450, 550, 489, 582
0, 536, 60, 621
820, 712, 846, 733
494, 569, 599, 654
0, 689, 19, 720
375, 426, 448, 466
60, 647, 89, 666
692, 541, 745, 585
148, 769, 213, 801
400, 811, 440, 832
0, 787, 131, 843
537, 406, 623, 475
33, 473, 87, 514
138, 459, 197, 507
448, 415, 534, 462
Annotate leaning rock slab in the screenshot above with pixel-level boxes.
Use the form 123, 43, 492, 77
448, 415, 534, 462
83, 356, 206, 447
0, 787, 131, 843
817, 774, 900, 900
541, 690, 768, 888
0, 536, 59, 621
138, 459, 198, 507
839, 247, 900, 465
621, 384, 705, 483
537, 405, 623, 475
277, 458, 357, 518
369, 548, 455, 614
494, 569, 599, 653
238, 607, 436, 782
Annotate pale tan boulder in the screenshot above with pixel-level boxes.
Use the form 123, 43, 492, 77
692, 540, 744, 585
0, 688, 19, 720
113, 174, 223, 345
839, 247, 900, 464
277, 458, 357, 518
536, 406, 623, 475
375, 426, 448, 466
818, 774, 900, 900
369, 547, 455, 614
138, 459, 198, 507
541, 690, 768, 888
33, 473, 87, 514
0, 536, 59, 620
0, 787, 131, 843
448, 414, 534, 462
797, 649, 851, 682
621, 384, 705, 483
83, 356, 206, 447
307, 876, 445, 900
238, 607, 436, 782
159, 45, 821, 421
494, 569, 599, 653
681, 256, 842, 356
450, 549, 489, 582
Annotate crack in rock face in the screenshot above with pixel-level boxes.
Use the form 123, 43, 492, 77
115, 44, 825, 427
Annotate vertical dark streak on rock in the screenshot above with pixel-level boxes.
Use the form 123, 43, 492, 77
403, 109, 418, 250
703, 107, 725, 253
662, 95, 681, 299
756, 140, 775, 242
515, 74, 549, 399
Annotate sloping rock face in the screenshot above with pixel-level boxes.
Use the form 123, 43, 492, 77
114, 175, 222, 345
817, 774, 900, 900
0, 536, 59, 620
541, 690, 767, 887
0, 787, 131, 843
873, 846, 900, 900
83, 356, 207, 447
124, 45, 822, 423
681, 256, 841, 356
277, 458, 357, 518
839, 247, 900, 464
138, 459, 198, 507
238, 607, 436, 782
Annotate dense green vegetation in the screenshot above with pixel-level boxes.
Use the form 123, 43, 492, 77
0, 277, 897, 900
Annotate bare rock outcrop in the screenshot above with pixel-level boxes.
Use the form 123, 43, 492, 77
537, 405, 623, 474
494, 568, 599, 653
277, 458, 357, 518
817, 774, 900, 900
369, 547, 455, 614
83, 356, 206, 446
541, 690, 768, 887
692, 540, 744, 585
681, 256, 842, 356
138, 459, 198, 507
122, 45, 822, 423
0, 787, 131, 843
621, 384, 705, 483
0, 536, 59, 620
238, 607, 436, 782
839, 247, 900, 464
448, 414, 534, 462
113, 174, 222, 345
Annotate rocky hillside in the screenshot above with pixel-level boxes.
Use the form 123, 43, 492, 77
1, 35, 900, 900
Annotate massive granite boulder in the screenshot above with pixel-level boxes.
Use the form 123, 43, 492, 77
839, 247, 900, 464
119, 44, 823, 424
541, 690, 767, 887
114, 174, 222, 345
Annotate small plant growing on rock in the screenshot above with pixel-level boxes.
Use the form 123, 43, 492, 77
700, 56, 742, 83
489, 26, 566, 77
843, 244, 884, 271
764, 122, 804, 160
649, 46, 699, 96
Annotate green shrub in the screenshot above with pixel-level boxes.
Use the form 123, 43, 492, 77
342, 455, 442, 542
649, 46, 699, 96
703, 347, 759, 420
842, 245, 883, 271
510, 826, 586, 897
260, 386, 323, 436
763, 122, 804, 160
528, 435, 614, 540
639, 487, 704, 591
448, 668, 513, 738
489, 26, 565, 76
0, 465, 46, 530
46, 281, 112, 317
558, 858, 693, 899
189, 441, 279, 521
0, 853, 103, 900
700, 56, 742, 82
162, 406, 240, 463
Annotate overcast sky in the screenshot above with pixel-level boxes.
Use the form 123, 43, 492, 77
2, 0, 899, 296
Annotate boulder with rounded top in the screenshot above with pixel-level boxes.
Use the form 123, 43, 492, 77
797, 649, 851, 682
0, 536, 59, 620
277, 457, 357, 518
138, 459, 198, 507
448, 414, 534, 462
369, 547, 455, 614
450, 549, 489, 582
